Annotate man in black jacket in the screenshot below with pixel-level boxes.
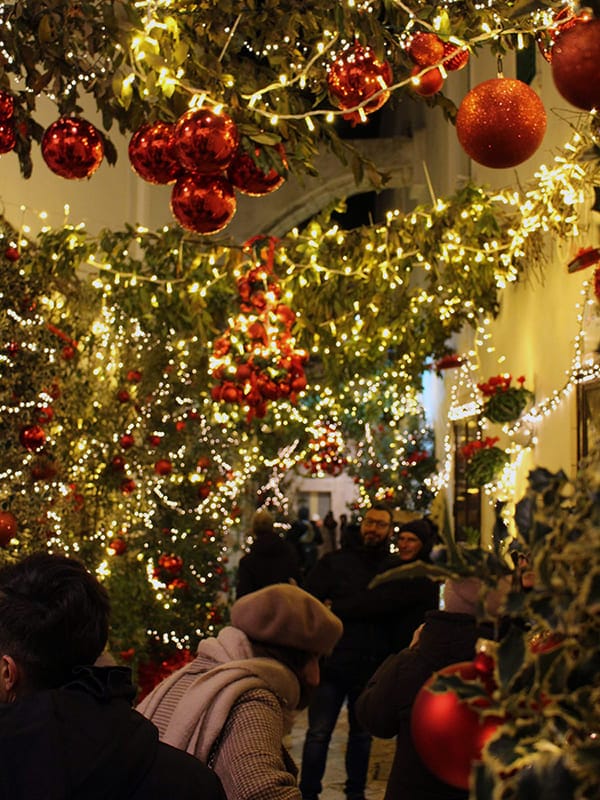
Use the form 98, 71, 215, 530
0, 552, 226, 800
298, 507, 439, 800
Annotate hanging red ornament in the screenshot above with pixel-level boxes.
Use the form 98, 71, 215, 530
171, 173, 236, 234
0, 90, 15, 121
156, 553, 184, 578
120, 433, 135, 449
0, 511, 18, 547
111, 455, 126, 471
411, 661, 504, 790
408, 32, 445, 66
551, 18, 600, 111
108, 537, 127, 555
61, 344, 76, 360
154, 458, 173, 476
0, 122, 16, 154
327, 42, 393, 124
120, 478, 136, 495
536, 6, 592, 63
4, 244, 20, 261
227, 145, 287, 196
127, 369, 142, 383
41, 117, 104, 179
442, 42, 469, 71
19, 424, 46, 452
128, 121, 182, 184
411, 65, 444, 96
456, 78, 546, 169
174, 109, 239, 174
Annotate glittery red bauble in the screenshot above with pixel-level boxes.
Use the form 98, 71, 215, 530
327, 43, 393, 123
19, 424, 46, 452
456, 78, 546, 169
41, 117, 104, 179
411, 661, 504, 790
154, 459, 173, 476
120, 434, 135, 449
227, 145, 287, 196
551, 19, 600, 111
442, 42, 469, 71
0, 90, 15, 121
128, 121, 181, 184
536, 6, 591, 63
409, 32, 445, 66
0, 122, 16, 154
4, 244, 20, 261
0, 511, 18, 547
411, 65, 444, 96
171, 173, 236, 234
174, 109, 239, 174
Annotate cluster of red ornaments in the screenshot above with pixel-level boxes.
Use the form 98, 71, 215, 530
210, 249, 307, 421
303, 422, 348, 477
407, 32, 469, 97
0, 90, 17, 155
128, 111, 286, 235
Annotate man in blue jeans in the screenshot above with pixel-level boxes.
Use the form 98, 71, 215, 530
299, 507, 439, 800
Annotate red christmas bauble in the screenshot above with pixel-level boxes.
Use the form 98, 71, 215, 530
411, 65, 444, 96
4, 244, 20, 261
41, 117, 104, 179
120, 478, 136, 495
456, 78, 546, 169
109, 537, 127, 555
0, 90, 15, 121
536, 6, 591, 63
409, 32, 445, 66
327, 42, 393, 123
128, 121, 182, 184
174, 109, 239, 174
411, 661, 504, 790
0, 122, 16, 154
551, 18, 600, 111
442, 42, 469, 71
120, 434, 135, 449
19, 424, 46, 452
0, 511, 18, 547
227, 145, 287, 196
171, 173, 236, 234
154, 458, 173, 476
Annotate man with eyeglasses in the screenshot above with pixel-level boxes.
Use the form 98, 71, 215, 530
299, 505, 439, 800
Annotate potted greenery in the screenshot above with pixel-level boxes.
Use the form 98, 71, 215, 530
477, 374, 534, 424
460, 437, 510, 487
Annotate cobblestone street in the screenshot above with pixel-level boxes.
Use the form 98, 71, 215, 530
289, 707, 394, 800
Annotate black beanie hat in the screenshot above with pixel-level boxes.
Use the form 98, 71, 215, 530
398, 518, 437, 558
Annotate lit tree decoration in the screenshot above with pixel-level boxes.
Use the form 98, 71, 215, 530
302, 419, 348, 477
210, 237, 308, 422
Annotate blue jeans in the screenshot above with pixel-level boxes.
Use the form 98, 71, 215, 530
299, 677, 372, 800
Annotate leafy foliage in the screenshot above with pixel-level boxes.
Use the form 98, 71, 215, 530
0, 0, 572, 179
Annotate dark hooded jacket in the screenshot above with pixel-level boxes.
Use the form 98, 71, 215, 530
236, 529, 302, 598
355, 610, 495, 800
304, 538, 438, 687
0, 666, 226, 800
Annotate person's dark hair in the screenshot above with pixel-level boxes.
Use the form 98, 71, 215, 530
369, 502, 394, 523
0, 552, 110, 690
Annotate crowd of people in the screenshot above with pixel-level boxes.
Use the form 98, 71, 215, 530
0, 502, 519, 800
